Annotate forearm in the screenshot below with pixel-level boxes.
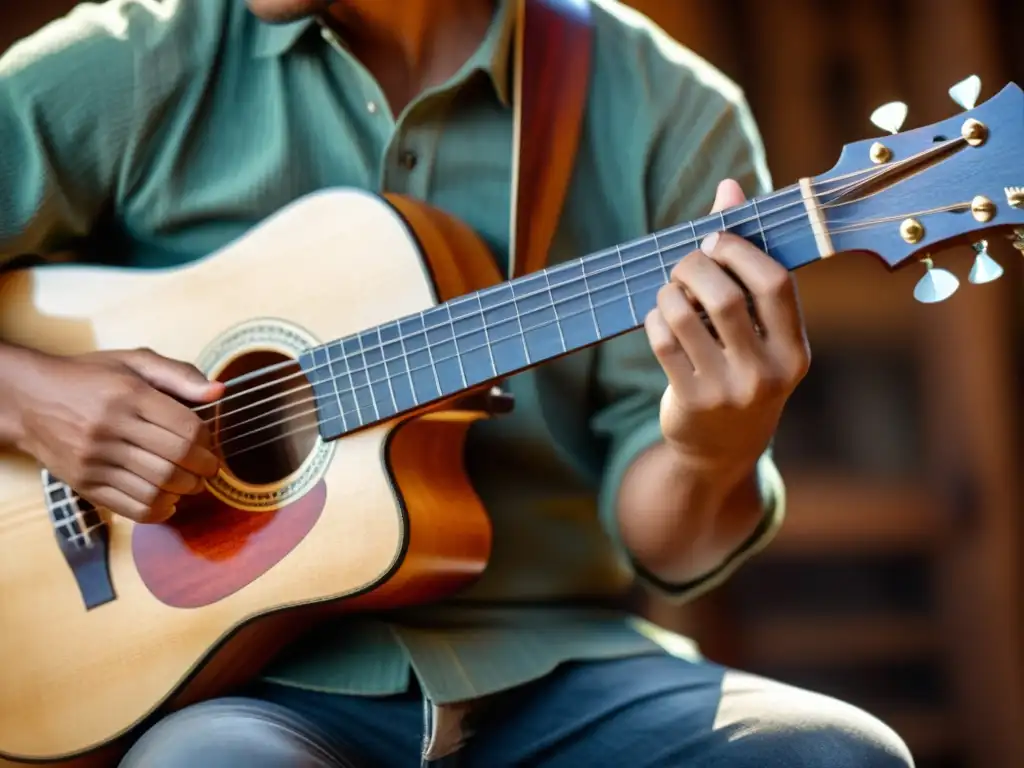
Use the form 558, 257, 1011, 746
614, 441, 766, 585
0, 341, 41, 448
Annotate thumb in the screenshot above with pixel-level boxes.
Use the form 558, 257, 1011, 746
710, 178, 747, 212
119, 348, 225, 404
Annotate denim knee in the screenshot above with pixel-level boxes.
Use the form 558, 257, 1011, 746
723, 708, 915, 768
118, 697, 358, 768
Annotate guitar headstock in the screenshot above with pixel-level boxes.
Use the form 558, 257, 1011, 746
814, 75, 1024, 303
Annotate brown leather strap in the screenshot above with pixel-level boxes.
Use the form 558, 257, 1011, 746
508, 0, 593, 279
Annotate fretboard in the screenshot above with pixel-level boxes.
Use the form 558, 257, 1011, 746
301, 183, 822, 441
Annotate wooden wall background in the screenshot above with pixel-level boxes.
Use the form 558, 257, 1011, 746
2, 2, 1022, 768
626, 3, 1024, 768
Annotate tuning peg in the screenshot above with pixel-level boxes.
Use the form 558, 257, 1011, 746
870, 101, 909, 134
968, 240, 1004, 284
949, 74, 982, 110
913, 256, 960, 303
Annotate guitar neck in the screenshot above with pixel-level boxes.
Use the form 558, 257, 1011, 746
302, 182, 824, 441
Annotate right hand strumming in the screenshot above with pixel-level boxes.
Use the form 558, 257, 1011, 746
11, 348, 224, 524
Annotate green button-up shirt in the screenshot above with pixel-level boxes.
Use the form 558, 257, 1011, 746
0, 0, 785, 707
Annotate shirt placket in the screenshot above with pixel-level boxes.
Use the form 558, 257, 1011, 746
317, 22, 463, 765
380, 91, 449, 201
318, 23, 397, 190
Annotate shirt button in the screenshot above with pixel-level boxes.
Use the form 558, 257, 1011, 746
366, 101, 378, 114
399, 150, 418, 170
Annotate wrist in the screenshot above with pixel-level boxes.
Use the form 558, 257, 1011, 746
616, 440, 766, 584
666, 447, 765, 561
663, 439, 760, 497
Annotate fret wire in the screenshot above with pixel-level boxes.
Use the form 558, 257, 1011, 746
315, 192, 813, 406
419, 308, 445, 397
325, 344, 350, 432
475, 293, 499, 378
541, 270, 568, 354
405, 198, 778, 345
412, 189, 803, 371
353, 246, 663, 396
751, 198, 769, 251
443, 303, 469, 388
484, 310, 515, 347
376, 326, 399, 414
717, 210, 726, 234
615, 244, 639, 325
320, 208, 805, 430
511, 282, 532, 365
655, 180, 795, 243
651, 234, 669, 283
581, 261, 601, 338
355, 332, 381, 422
396, 319, 420, 407
325, 217, 762, 397
321, 248, 695, 427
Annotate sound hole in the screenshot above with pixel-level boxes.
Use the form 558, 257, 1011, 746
213, 350, 318, 486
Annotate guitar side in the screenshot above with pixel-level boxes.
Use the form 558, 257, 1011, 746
0, 189, 495, 765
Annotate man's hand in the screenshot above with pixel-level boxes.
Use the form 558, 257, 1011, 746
8, 348, 224, 524
645, 178, 810, 488
614, 178, 807, 585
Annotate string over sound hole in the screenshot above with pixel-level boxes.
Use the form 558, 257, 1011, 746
213, 350, 319, 486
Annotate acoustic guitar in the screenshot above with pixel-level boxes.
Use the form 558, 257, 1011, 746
0, 75, 1021, 765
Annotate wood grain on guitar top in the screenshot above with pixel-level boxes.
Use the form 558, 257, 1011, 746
0, 189, 497, 765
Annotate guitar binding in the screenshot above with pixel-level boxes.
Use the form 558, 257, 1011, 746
40, 469, 116, 610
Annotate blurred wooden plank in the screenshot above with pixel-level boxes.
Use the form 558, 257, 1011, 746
624, 0, 741, 80
738, 0, 837, 185
902, 1, 1024, 762
885, 709, 958, 759
794, 253, 942, 341
741, 615, 936, 666
0, 0, 78, 50
769, 474, 945, 554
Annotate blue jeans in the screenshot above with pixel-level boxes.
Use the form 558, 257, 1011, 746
120, 654, 914, 767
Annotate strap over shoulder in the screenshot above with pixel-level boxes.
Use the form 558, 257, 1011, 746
508, 0, 594, 279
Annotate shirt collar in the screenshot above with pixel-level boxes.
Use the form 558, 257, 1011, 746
252, 1, 517, 106
252, 17, 313, 59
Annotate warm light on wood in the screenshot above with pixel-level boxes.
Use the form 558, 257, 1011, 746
0, 190, 497, 764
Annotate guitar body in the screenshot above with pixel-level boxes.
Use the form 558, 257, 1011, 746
0, 190, 497, 765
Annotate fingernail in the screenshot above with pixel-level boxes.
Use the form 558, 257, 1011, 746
700, 232, 720, 256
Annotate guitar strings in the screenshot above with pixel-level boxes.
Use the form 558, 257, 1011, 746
0, 139, 968, 529
0, 168, 970, 534
190, 137, 958, 423
203, 207, 883, 443
194, 158, 958, 432
0, 202, 831, 529
204, 198, 977, 448
0, 202, 973, 532
200, 204, 822, 433
205, 202, 971, 452
189, 148, 943, 426
208, 211, 825, 436
200, 196, 979, 446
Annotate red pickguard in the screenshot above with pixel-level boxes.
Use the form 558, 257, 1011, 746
132, 482, 327, 608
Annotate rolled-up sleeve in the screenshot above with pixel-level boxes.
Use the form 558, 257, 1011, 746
590, 46, 786, 602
